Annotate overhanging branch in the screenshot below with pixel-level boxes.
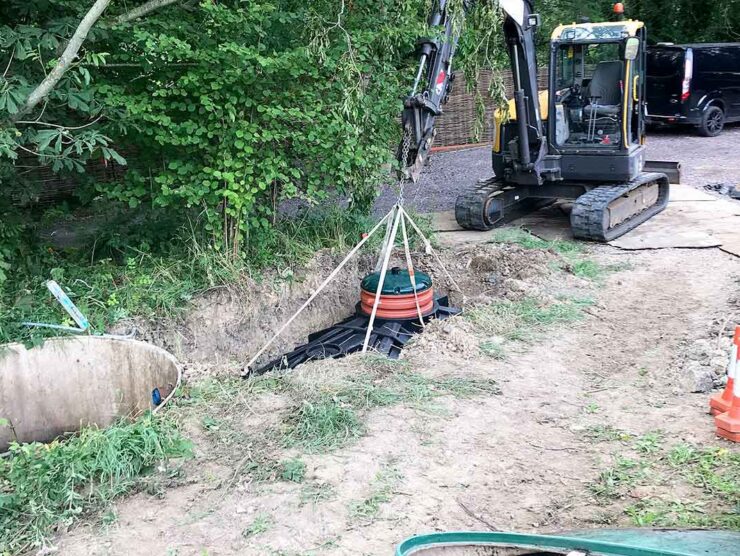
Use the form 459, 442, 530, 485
116, 0, 181, 24
17, 0, 113, 119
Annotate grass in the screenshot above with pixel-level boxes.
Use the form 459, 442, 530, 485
479, 339, 506, 360
584, 424, 632, 442
242, 513, 272, 538
568, 260, 632, 282
278, 356, 500, 453
280, 369, 500, 452
0, 208, 375, 346
0, 413, 191, 554
299, 482, 336, 506
635, 431, 664, 455
466, 296, 592, 344
626, 499, 740, 528
569, 260, 604, 280
283, 400, 364, 452
489, 228, 631, 285
349, 461, 403, 521
280, 458, 307, 483
489, 228, 582, 255
626, 444, 740, 527
590, 436, 740, 529
590, 456, 649, 499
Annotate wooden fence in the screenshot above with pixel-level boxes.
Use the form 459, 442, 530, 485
434, 67, 549, 147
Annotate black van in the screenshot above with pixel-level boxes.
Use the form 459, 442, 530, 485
646, 43, 740, 136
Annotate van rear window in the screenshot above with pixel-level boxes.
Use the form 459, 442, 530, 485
647, 49, 684, 77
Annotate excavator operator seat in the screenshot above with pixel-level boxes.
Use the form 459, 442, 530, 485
583, 61, 623, 117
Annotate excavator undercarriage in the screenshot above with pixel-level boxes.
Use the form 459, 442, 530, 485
456, 171, 671, 242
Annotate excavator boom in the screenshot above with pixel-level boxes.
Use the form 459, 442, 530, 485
399, 0, 544, 183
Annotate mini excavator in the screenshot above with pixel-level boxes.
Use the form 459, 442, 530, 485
399, 0, 680, 241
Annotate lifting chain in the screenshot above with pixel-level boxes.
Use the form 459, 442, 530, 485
396, 127, 413, 206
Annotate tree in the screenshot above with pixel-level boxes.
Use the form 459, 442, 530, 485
1, 0, 736, 281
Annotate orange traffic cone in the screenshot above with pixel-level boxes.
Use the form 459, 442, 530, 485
715, 391, 740, 442
709, 326, 740, 415
715, 351, 740, 443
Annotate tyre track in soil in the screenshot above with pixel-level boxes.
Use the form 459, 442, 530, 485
55, 248, 739, 555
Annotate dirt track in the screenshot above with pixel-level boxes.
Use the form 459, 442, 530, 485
57, 239, 740, 554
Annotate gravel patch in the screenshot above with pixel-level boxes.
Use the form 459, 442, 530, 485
374, 123, 740, 214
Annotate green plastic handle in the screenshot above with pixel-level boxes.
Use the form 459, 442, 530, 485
395, 531, 694, 556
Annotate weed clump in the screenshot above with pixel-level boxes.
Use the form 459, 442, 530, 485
349, 461, 403, 521
589, 437, 740, 529
283, 400, 364, 452
0, 413, 191, 554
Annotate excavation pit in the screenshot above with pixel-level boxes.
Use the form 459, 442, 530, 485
252, 268, 460, 374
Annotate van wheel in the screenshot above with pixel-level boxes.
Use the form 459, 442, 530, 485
699, 106, 725, 137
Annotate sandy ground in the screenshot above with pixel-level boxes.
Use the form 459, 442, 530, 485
55, 241, 740, 555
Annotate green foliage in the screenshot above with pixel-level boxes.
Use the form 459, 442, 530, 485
479, 338, 506, 359
0, 208, 370, 344
283, 400, 364, 452
538, 0, 740, 46
489, 228, 582, 255
299, 482, 336, 506
349, 461, 403, 521
280, 363, 500, 452
466, 295, 591, 341
0, 1, 432, 304
590, 456, 649, 499
241, 513, 272, 538
0, 1, 429, 258
1, 0, 731, 315
629, 0, 740, 44
625, 443, 740, 528
589, 437, 740, 529
584, 424, 632, 442
0, 1, 126, 176
0, 413, 191, 554
279, 457, 306, 483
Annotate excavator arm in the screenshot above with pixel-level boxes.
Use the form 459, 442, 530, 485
399, 0, 545, 183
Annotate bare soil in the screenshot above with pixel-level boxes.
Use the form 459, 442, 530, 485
55, 239, 740, 555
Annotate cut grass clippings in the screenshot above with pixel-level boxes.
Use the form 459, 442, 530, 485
0, 413, 191, 554
467, 296, 592, 353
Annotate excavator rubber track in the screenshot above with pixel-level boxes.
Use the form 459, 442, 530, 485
570, 172, 670, 242
455, 179, 501, 230
455, 178, 554, 231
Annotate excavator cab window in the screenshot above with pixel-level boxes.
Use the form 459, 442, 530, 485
553, 42, 624, 148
